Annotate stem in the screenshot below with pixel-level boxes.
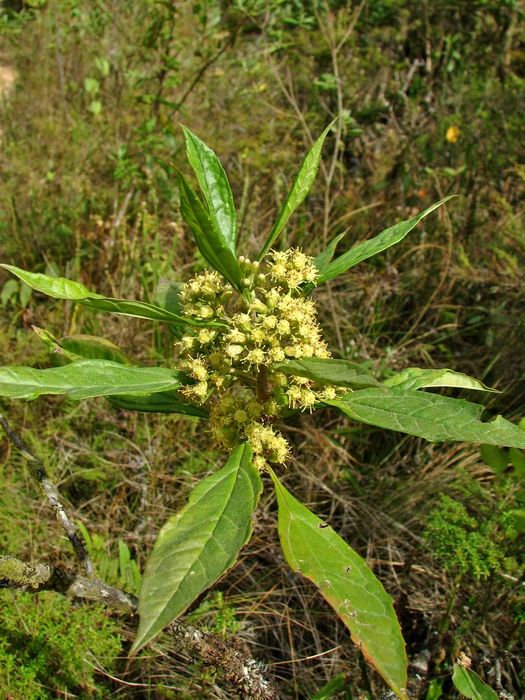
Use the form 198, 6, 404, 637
256, 365, 269, 403
0, 412, 96, 579
437, 573, 462, 635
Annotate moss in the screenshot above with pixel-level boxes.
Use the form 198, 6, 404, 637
423, 495, 505, 579
0, 591, 122, 699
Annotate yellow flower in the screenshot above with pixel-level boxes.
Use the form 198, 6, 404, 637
446, 125, 460, 143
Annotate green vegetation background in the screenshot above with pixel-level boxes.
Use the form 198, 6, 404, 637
0, 0, 524, 698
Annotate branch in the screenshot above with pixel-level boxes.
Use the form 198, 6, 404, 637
0, 411, 96, 578
167, 622, 281, 700
0, 555, 137, 613
0, 554, 281, 699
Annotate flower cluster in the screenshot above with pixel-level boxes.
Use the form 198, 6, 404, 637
175, 249, 342, 470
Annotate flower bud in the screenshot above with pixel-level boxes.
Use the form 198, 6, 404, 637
228, 329, 247, 344
250, 298, 267, 314
226, 344, 244, 358
219, 290, 233, 305
198, 305, 214, 319
234, 409, 248, 424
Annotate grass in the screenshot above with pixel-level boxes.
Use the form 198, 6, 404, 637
1, 0, 525, 697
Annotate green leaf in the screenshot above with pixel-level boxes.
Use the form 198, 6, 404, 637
510, 447, 525, 477
154, 279, 185, 338
182, 126, 237, 253
60, 335, 139, 365
452, 664, 499, 700
273, 358, 385, 390
326, 389, 525, 447
310, 673, 346, 700
1, 265, 214, 326
314, 231, 347, 271
108, 391, 208, 418
268, 469, 408, 699
34, 329, 140, 368
177, 170, 242, 290
0, 359, 185, 400
480, 444, 508, 474
32, 327, 82, 365
80, 296, 208, 325
510, 508, 525, 533
258, 119, 336, 261
316, 197, 454, 284
154, 278, 184, 316
19, 282, 33, 309
132, 443, 262, 653
1, 264, 103, 300
384, 367, 497, 393
1, 279, 19, 307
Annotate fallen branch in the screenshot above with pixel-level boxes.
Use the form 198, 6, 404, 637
0, 554, 281, 699
0, 555, 137, 613
0, 411, 95, 578
168, 621, 281, 700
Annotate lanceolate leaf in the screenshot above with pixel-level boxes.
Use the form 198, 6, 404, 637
59, 334, 139, 365
0, 360, 185, 400
132, 443, 262, 653
273, 358, 384, 390
316, 197, 454, 284
108, 392, 208, 417
452, 664, 499, 700
80, 296, 201, 324
314, 231, 347, 271
154, 278, 184, 316
268, 469, 408, 699
384, 367, 497, 393
325, 389, 525, 447
1, 264, 103, 300
32, 333, 201, 415
178, 170, 242, 290
182, 126, 237, 253
34, 329, 140, 368
258, 119, 337, 261
1, 265, 214, 326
